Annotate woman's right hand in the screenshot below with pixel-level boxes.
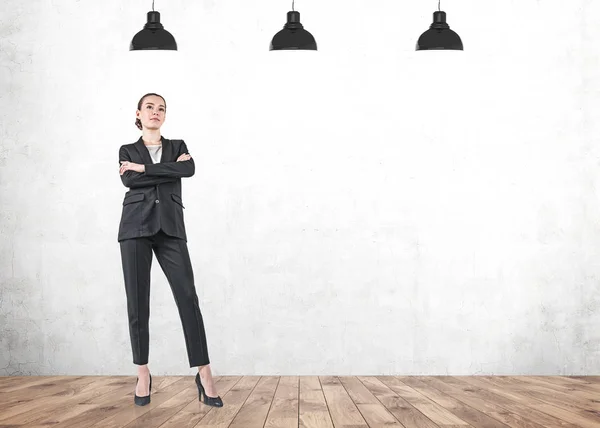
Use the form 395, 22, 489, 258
177, 153, 192, 162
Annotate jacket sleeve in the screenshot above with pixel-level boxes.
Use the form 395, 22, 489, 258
119, 145, 177, 189
143, 140, 195, 178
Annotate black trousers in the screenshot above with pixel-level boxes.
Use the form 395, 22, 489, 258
119, 229, 210, 368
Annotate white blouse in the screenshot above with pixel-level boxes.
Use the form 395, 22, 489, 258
145, 144, 162, 164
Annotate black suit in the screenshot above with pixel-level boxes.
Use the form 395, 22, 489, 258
118, 137, 193, 242
118, 136, 210, 368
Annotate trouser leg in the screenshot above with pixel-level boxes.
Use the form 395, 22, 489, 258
153, 231, 210, 367
120, 236, 153, 365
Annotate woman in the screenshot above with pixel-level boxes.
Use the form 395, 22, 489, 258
118, 93, 223, 408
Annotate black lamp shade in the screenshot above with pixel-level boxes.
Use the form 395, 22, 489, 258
416, 11, 463, 51
130, 11, 177, 51
270, 11, 317, 51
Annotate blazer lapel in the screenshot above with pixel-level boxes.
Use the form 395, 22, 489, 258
160, 136, 170, 163
134, 136, 170, 165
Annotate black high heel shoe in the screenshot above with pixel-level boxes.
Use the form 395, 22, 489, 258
134, 373, 152, 406
195, 372, 223, 407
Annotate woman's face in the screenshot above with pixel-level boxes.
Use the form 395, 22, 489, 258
136, 95, 166, 130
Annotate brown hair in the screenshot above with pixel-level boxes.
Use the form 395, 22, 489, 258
135, 93, 167, 130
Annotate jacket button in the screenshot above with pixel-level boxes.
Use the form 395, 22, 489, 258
155, 199, 160, 204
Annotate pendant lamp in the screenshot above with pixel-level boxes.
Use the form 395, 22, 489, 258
130, 0, 177, 51
416, 1, 463, 51
270, 0, 317, 51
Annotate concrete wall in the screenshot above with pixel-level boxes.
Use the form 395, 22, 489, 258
1, 0, 599, 375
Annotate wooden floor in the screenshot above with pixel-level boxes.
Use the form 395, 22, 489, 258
0, 375, 599, 427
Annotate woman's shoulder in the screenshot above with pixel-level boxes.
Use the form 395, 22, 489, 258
169, 138, 187, 148
120, 137, 143, 149
119, 143, 136, 153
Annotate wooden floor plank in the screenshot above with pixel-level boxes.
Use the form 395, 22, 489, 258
194, 376, 260, 428
459, 376, 584, 428
557, 376, 600, 391
538, 376, 599, 386
87, 377, 190, 428
528, 402, 600, 428
121, 384, 200, 428
569, 376, 600, 382
160, 376, 242, 428
0, 376, 19, 389
0, 376, 126, 425
1, 375, 599, 428
27, 376, 189, 428
500, 377, 600, 421
0, 376, 63, 393
519, 376, 600, 396
0, 376, 97, 410
0, 376, 95, 416
374, 376, 467, 427
448, 376, 575, 428
264, 376, 299, 428
320, 376, 368, 427
338, 376, 404, 427
423, 376, 548, 428
398, 376, 509, 428
26, 381, 136, 428
299, 376, 334, 428
229, 376, 279, 428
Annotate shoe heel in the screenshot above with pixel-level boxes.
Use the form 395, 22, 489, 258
195, 372, 204, 400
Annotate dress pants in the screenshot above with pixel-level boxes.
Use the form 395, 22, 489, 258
119, 229, 210, 368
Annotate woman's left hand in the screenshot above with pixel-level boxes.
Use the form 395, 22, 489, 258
120, 161, 145, 175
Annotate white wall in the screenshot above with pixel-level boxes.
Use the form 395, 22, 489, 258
1, 0, 600, 376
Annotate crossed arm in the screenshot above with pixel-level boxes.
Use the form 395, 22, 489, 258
119, 141, 195, 189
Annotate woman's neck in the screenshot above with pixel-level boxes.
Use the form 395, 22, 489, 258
142, 130, 162, 146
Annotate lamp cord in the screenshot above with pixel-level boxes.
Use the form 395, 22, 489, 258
292, 0, 295, 11
438, 0, 441, 11
152, 0, 155, 11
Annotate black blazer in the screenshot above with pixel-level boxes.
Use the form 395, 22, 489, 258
118, 136, 194, 242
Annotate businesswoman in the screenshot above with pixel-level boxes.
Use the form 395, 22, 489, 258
118, 93, 223, 408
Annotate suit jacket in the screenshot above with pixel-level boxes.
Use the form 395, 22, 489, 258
118, 136, 194, 242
